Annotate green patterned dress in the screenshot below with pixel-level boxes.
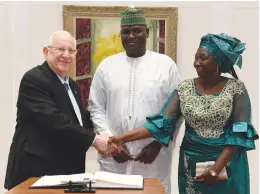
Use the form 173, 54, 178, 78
144, 78, 258, 194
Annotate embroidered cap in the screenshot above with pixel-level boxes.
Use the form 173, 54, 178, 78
120, 5, 146, 26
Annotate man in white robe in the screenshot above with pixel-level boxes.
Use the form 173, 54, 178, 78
88, 6, 181, 194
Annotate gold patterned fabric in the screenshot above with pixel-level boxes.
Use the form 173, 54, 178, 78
178, 79, 244, 138
143, 77, 258, 193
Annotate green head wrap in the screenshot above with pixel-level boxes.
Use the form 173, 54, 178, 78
120, 5, 146, 26
199, 33, 246, 73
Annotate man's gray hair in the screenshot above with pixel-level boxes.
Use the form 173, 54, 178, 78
47, 30, 76, 48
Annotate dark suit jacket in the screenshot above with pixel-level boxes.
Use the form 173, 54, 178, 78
4, 61, 95, 190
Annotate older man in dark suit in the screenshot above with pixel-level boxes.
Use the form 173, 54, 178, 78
4, 31, 112, 190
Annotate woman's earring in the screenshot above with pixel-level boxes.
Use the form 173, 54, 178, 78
216, 65, 219, 73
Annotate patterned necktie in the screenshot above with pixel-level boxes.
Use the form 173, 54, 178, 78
64, 83, 69, 92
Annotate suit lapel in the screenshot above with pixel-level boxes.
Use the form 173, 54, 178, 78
41, 62, 76, 115
69, 79, 81, 105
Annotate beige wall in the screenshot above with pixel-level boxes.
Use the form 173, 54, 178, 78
0, 1, 258, 193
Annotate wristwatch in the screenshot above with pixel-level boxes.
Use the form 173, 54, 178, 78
209, 170, 218, 177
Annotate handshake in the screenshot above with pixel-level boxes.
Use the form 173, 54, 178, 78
92, 135, 125, 157
93, 135, 162, 164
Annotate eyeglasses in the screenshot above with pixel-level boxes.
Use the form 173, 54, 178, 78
47, 46, 78, 55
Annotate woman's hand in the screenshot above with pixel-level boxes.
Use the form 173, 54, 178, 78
108, 136, 124, 146
194, 170, 219, 184
107, 136, 124, 155
195, 146, 236, 184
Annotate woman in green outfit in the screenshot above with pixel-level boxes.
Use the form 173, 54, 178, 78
108, 33, 258, 194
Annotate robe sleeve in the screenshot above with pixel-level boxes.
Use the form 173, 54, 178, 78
224, 83, 258, 151
144, 90, 183, 146
88, 61, 113, 136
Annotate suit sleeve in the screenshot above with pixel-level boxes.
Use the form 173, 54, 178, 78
83, 109, 94, 129
88, 63, 113, 136
18, 72, 96, 151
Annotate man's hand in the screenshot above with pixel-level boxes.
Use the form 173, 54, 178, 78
134, 141, 162, 164
93, 135, 117, 156
112, 145, 133, 163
